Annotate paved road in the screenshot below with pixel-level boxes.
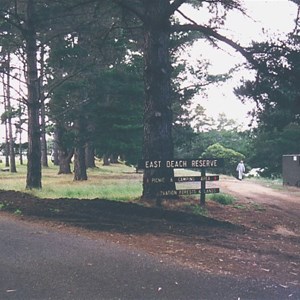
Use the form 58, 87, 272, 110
0, 214, 299, 300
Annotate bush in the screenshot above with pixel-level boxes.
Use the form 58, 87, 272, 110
202, 143, 245, 175
209, 193, 236, 205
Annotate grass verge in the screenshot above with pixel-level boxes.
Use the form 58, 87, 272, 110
0, 162, 142, 201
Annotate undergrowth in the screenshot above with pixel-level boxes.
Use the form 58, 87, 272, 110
208, 193, 236, 205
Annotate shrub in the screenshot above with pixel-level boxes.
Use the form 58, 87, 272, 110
202, 143, 245, 175
209, 193, 236, 205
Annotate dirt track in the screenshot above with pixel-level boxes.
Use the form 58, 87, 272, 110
220, 177, 300, 205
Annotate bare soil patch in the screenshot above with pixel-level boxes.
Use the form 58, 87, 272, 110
0, 177, 299, 291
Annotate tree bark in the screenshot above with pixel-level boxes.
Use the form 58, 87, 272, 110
25, 0, 42, 189
55, 125, 73, 174
6, 53, 17, 173
1, 70, 10, 168
40, 45, 48, 168
102, 154, 110, 166
58, 148, 73, 174
110, 154, 119, 164
85, 142, 96, 168
73, 118, 87, 180
52, 126, 60, 166
1, 72, 10, 168
142, 0, 175, 199
74, 145, 87, 180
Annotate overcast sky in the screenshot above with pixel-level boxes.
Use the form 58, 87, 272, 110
187, 0, 298, 128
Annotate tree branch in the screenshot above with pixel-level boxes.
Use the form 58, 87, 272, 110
168, 0, 187, 16
171, 23, 256, 66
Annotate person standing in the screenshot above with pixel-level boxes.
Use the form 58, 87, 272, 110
236, 160, 245, 180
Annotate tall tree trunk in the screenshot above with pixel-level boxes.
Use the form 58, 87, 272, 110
18, 131, 23, 165
102, 154, 110, 166
55, 124, 73, 173
73, 117, 87, 180
110, 153, 119, 164
40, 99, 48, 167
2, 74, 9, 168
85, 142, 96, 168
40, 46, 48, 167
4, 134, 9, 167
52, 126, 60, 166
74, 145, 87, 180
17, 102, 25, 165
58, 148, 73, 174
25, 0, 42, 189
5, 53, 17, 173
142, 0, 175, 200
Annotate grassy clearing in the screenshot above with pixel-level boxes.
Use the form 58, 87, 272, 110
0, 160, 284, 206
0, 162, 235, 204
247, 176, 283, 190
0, 161, 142, 201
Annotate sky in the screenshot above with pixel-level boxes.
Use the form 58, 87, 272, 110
185, 0, 298, 128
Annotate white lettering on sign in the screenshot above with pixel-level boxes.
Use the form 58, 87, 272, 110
151, 177, 165, 183
145, 160, 161, 168
205, 188, 220, 194
165, 160, 188, 168
177, 177, 195, 182
159, 190, 178, 196
178, 189, 200, 195
139, 158, 222, 169
206, 176, 219, 181
191, 159, 218, 168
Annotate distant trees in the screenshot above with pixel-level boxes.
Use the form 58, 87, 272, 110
0, 52, 17, 172
90, 65, 144, 166
46, 1, 144, 179
234, 1, 300, 175
0, 0, 143, 183
235, 38, 300, 130
0, 0, 43, 188
245, 124, 300, 176
173, 107, 251, 174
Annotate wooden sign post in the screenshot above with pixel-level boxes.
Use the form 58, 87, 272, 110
138, 158, 223, 205
201, 168, 206, 206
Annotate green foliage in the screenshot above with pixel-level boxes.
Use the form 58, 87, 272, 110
89, 63, 144, 164
235, 35, 300, 130
174, 105, 253, 163
192, 205, 208, 216
0, 107, 20, 124
247, 123, 300, 176
47, 12, 144, 165
202, 143, 245, 175
13, 209, 22, 215
173, 124, 197, 158
209, 193, 236, 205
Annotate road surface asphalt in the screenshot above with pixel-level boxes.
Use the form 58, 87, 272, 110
0, 214, 299, 300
